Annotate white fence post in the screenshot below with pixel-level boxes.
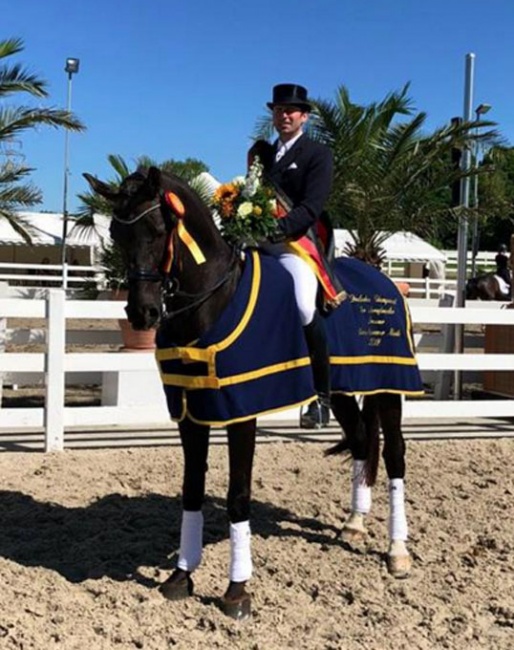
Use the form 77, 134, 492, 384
44, 289, 66, 451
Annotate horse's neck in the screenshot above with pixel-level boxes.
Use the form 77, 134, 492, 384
162, 185, 241, 344
163, 253, 241, 345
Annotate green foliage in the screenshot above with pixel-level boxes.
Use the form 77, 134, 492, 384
0, 37, 85, 242
74, 154, 210, 288
254, 83, 500, 261
475, 146, 514, 249
98, 239, 127, 290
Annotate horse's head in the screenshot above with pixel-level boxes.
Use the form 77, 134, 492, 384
83, 167, 172, 329
84, 166, 236, 334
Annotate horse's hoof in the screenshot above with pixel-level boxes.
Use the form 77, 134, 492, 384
387, 553, 412, 578
341, 524, 367, 543
159, 573, 194, 601
221, 593, 252, 621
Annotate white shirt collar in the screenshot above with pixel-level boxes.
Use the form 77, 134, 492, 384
276, 131, 304, 161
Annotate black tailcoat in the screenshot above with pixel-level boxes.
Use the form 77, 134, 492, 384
262, 134, 334, 238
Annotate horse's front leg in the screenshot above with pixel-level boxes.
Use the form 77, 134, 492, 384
221, 418, 256, 620
160, 418, 210, 600
379, 393, 412, 578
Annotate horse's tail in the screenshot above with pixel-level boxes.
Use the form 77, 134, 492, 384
324, 438, 350, 457
324, 395, 381, 486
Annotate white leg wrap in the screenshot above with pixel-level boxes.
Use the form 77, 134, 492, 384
229, 520, 252, 582
177, 510, 203, 572
351, 459, 371, 514
389, 478, 408, 541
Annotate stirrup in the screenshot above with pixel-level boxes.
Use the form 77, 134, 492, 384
300, 399, 330, 429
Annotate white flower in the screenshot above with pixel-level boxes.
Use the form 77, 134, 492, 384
232, 175, 245, 185
241, 157, 264, 199
237, 202, 254, 217
242, 177, 259, 199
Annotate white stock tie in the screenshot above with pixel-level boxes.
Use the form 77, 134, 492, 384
275, 143, 287, 162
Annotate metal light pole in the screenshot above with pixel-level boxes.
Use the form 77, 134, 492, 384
455, 53, 475, 310
454, 53, 475, 400
470, 103, 492, 278
60, 57, 80, 289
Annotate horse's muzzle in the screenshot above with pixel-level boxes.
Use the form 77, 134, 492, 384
125, 302, 161, 330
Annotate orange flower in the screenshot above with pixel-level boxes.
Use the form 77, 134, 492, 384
213, 183, 239, 205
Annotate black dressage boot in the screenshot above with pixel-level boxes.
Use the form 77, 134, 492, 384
301, 311, 331, 429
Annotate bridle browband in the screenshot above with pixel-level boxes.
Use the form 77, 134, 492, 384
116, 192, 240, 319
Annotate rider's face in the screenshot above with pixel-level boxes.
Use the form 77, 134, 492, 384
272, 105, 309, 142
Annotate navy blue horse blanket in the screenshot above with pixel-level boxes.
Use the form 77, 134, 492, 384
156, 250, 423, 426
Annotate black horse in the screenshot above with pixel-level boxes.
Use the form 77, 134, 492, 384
84, 167, 422, 619
466, 273, 511, 301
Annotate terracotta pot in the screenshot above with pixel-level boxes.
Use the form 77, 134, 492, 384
394, 281, 411, 297
111, 289, 156, 351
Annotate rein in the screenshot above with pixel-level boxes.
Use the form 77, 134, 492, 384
163, 250, 240, 320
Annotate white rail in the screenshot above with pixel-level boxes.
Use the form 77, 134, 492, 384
1, 291, 514, 451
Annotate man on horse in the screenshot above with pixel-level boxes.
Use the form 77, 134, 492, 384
248, 83, 345, 429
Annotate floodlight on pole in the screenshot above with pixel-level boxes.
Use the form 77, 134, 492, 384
60, 57, 80, 289
475, 103, 491, 117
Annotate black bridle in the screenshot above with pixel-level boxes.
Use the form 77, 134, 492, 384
113, 195, 240, 320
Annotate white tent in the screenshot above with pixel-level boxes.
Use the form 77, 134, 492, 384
0, 212, 111, 265
334, 230, 446, 262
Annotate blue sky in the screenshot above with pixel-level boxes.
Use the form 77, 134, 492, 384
4, 0, 514, 212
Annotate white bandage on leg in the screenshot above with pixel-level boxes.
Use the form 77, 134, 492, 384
177, 510, 203, 572
229, 520, 252, 582
351, 459, 371, 514
389, 478, 408, 541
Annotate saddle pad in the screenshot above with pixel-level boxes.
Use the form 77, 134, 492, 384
155, 250, 316, 426
327, 257, 424, 396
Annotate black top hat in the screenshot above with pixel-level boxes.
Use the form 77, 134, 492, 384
267, 83, 311, 112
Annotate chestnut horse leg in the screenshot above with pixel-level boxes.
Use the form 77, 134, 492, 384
378, 393, 412, 577
221, 418, 257, 620
160, 418, 210, 601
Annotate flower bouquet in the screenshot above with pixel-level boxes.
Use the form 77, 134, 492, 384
212, 157, 280, 248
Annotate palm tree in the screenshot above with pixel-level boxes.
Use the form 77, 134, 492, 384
0, 37, 85, 242
73, 154, 212, 288
73, 153, 211, 230
254, 84, 498, 264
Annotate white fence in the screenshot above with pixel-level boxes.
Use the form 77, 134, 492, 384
0, 251, 499, 295
0, 261, 102, 292
2, 291, 514, 452
383, 250, 497, 278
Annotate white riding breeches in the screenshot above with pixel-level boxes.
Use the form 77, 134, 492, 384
278, 253, 318, 326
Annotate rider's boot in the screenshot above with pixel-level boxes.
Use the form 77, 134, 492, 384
301, 311, 331, 429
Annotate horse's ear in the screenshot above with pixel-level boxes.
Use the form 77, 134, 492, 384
83, 173, 119, 201
147, 166, 162, 195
